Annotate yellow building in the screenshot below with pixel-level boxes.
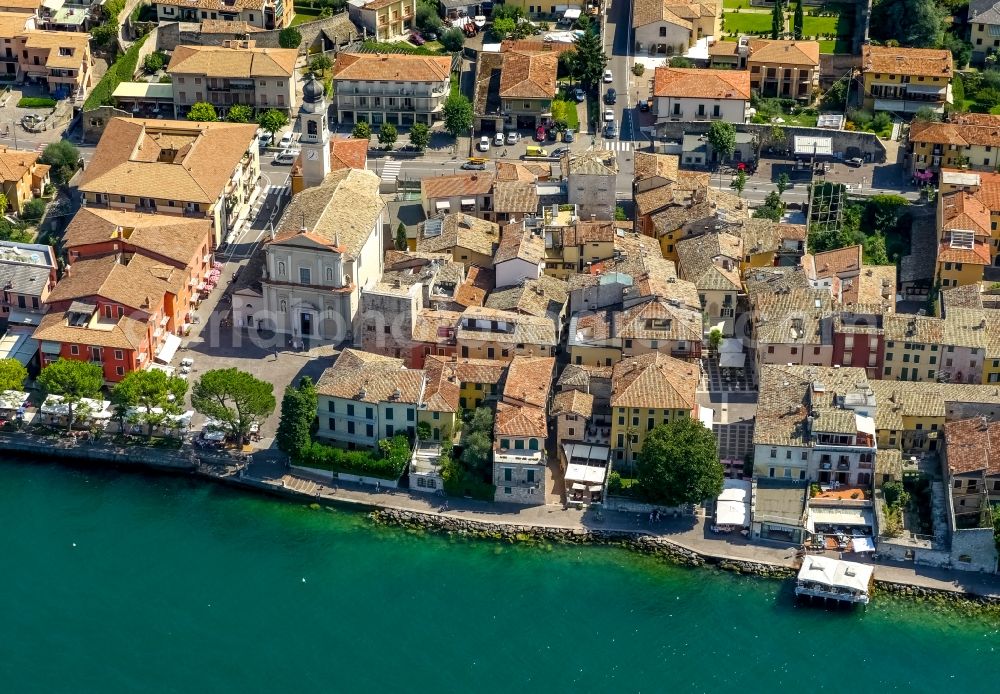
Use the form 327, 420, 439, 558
937, 167, 1000, 267
416, 213, 500, 268
609, 352, 700, 465
425, 355, 508, 412
348, 0, 415, 41
543, 220, 617, 280
861, 45, 953, 114
747, 39, 820, 100
0, 146, 49, 215
968, 0, 1000, 64
0, 14, 94, 100
935, 190, 992, 289
739, 219, 807, 270
909, 115, 1000, 178
456, 306, 557, 360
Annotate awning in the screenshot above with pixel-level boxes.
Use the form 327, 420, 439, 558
563, 8, 581, 18
719, 338, 743, 353
806, 507, 873, 532
0, 332, 37, 366
851, 536, 876, 553
8, 310, 41, 327
41, 0, 65, 10
588, 485, 603, 492
435, 201, 451, 210
905, 84, 947, 95
793, 136, 832, 157
460, 198, 476, 206
572, 482, 586, 490
155, 333, 182, 364
720, 351, 746, 368
566, 462, 606, 484
40, 341, 61, 354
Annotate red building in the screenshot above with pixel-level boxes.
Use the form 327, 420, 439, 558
831, 312, 885, 379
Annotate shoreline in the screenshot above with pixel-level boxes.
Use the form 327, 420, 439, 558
4, 437, 999, 608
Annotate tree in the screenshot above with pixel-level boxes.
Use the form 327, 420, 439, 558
460, 407, 493, 475
443, 92, 473, 137
793, 0, 803, 40
668, 56, 693, 68
378, 121, 398, 150
191, 368, 276, 444
440, 27, 466, 52
276, 377, 317, 461
111, 369, 188, 436
635, 417, 724, 506
491, 17, 516, 41
753, 190, 785, 221
91, 23, 117, 51
352, 121, 372, 140
706, 121, 736, 165
820, 80, 848, 111
863, 233, 890, 265
708, 328, 722, 352
187, 102, 218, 122
37, 359, 104, 431
730, 168, 747, 197
395, 222, 408, 250
40, 140, 80, 186
226, 104, 253, 123
278, 27, 302, 49
143, 52, 165, 73
870, 0, 944, 48
940, 31, 971, 70
257, 108, 289, 141
20, 198, 46, 224
614, 206, 627, 221
771, 0, 783, 40
573, 28, 608, 90
416, 2, 443, 33
0, 357, 27, 392
913, 106, 942, 122
309, 54, 333, 76
409, 122, 430, 151
776, 172, 791, 196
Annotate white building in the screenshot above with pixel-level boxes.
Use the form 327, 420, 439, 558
632, 1, 719, 57
652, 67, 751, 124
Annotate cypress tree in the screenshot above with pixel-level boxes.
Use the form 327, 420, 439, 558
793, 0, 804, 40
771, 0, 783, 40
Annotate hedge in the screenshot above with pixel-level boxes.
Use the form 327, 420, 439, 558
298, 434, 410, 480
84, 34, 147, 111
17, 97, 56, 108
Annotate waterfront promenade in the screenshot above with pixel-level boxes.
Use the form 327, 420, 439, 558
233, 453, 1000, 600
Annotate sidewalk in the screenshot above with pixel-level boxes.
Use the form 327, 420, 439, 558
238, 456, 1000, 599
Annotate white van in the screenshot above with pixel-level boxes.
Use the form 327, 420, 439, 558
273, 149, 299, 165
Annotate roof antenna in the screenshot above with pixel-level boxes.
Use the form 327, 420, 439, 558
299, 212, 306, 234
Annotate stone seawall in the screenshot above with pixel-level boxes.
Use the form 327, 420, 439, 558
0, 434, 198, 471
369, 508, 795, 579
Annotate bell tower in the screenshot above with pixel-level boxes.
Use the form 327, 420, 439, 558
300, 72, 330, 189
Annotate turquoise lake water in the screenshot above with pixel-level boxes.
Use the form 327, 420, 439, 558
1, 459, 999, 693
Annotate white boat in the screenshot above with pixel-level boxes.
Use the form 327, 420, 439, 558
473, 15, 486, 28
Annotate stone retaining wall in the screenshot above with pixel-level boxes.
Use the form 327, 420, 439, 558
0, 434, 197, 470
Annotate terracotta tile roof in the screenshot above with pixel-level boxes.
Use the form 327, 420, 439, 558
551, 388, 594, 418
564, 149, 618, 176
63, 207, 212, 267
33, 308, 148, 350
937, 238, 992, 265
675, 231, 742, 291
424, 354, 508, 387
708, 40, 739, 57
809, 245, 862, 279
0, 146, 41, 184
941, 283, 985, 310
557, 363, 613, 390
862, 45, 953, 79
23, 30, 89, 69
883, 313, 944, 344
610, 352, 699, 410
495, 161, 551, 182
743, 266, 811, 298
941, 190, 991, 235
167, 44, 296, 78
653, 67, 751, 99
944, 418, 1000, 475
850, 265, 897, 309
485, 274, 568, 318
748, 39, 820, 67
499, 39, 576, 55
199, 19, 264, 33
360, 0, 406, 10
156, 0, 263, 9
417, 213, 500, 258
495, 401, 548, 438
333, 52, 452, 83
633, 152, 679, 182
632, 0, 715, 29
421, 357, 461, 413
78, 118, 257, 204
458, 306, 557, 347
422, 172, 495, 200
50, 254, 182, 310
411, 308, 462, 344
503, 355, 555, 408
292, 138, 367, 179
494, 224, 544, 265
561, 220, 616, 246
271, 168, 384, 259
455, 265, 493, 307
908, 120, 1000, 149
499, 50, 558, 99
739, 218, 803, 255
752, 288, 834, 345
755, 365, 872, 447
613, 297, 703, 341
492, 180, 539, 215
316, 349, 425, 403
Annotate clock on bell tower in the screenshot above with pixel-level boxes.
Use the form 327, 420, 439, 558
300, 72, 330, 189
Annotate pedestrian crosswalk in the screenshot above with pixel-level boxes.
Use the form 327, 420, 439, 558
603, 141, 633, 152
380, 159, 402, 182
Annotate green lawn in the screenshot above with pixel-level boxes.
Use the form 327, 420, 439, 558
722, 0, 755, 8
721, 10, 773, 34
290, 7, 321, 25
552, 98, 579, 130
802, 14, 851, 37
817, 38, 852, 54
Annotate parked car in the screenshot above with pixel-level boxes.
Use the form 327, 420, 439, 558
278, 132, 294, 149
574, 88, 586, 102
603, 108, 615, 122
409, 32, 425, 46
846, 157, 864, 167
547, 128, 557, 142
603, 69, 613, 83
639, 99, 650, 112
506, 131, 519, 145
563, 129, 575, 143
478, 135, 491, 151
535, 125, 547, 142
494, 131, 505, 147
273, 148, 300, 164
550, 146, 569, 158
604, 88, 617, 105
424, 31, 438, 41
604, 122, 617, 138
461, 161, 487, 170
